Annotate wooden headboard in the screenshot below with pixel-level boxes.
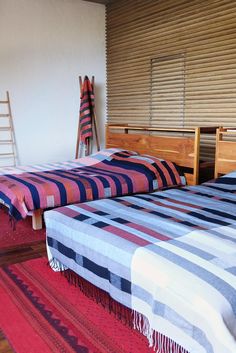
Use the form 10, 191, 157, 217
106, 124, 217, 186
215, 127, 236, 178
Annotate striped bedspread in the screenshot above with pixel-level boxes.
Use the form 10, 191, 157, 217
45, 172, 236, 353
0, 149, 116, 176
79, 75, 94, 147
0, 149, 184, 221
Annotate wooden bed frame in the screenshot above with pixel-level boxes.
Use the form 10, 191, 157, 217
106, 124, 217, 186
215, 127, 236, 178
32, 124, 217, 230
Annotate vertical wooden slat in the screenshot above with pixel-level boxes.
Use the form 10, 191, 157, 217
193, 127, 200, 184
214, 127, 222, 178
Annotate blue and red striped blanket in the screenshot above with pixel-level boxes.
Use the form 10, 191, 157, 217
0, 149, 184, 221
79, 76, 94, 147
45, 172, 236, 353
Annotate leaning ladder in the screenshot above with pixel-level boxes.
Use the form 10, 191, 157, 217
0, 91, 16, 167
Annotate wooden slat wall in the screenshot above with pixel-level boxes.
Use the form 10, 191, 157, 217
106, 0, 236, 159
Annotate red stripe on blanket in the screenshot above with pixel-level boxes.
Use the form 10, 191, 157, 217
103, 225, 151, 246
56, 207, 81, 218
126, 222, 171, 241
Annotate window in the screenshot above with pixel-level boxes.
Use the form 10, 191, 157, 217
150, 54, 185, 128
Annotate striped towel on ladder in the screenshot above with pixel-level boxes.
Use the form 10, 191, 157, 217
79, 76, 94, 154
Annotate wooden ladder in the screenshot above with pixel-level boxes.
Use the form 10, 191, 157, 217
0, 91, 17, 167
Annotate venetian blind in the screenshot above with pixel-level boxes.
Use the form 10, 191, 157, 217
106, 0, 236, 160
150, 54, 185, 128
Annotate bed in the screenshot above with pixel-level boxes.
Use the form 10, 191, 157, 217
106, 125, 217, 186
214, 127, 236, 178
0, 125, 215, 230
0, 147, 184, 229
45, 127, 236, 353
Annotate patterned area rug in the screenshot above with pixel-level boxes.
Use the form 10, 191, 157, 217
0, 210, 45, 249
0, 257, 153, 353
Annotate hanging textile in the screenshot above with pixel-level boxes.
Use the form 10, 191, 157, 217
79, 76, 94, 152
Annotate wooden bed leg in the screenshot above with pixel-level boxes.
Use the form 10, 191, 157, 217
32, 210, 43, 230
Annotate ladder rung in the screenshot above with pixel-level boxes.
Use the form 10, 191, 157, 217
0, 153, 14, 157
0, 140, 13, 145
0, 93, 15, 163
0, 127, 11, 131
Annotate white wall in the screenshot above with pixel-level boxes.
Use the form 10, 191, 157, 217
0, 0, 106, 165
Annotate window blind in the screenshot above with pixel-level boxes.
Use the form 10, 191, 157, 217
150, 54, 185, 128
106, 0, 236, 159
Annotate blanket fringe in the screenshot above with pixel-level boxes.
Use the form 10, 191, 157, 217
133, 311, 189, 353
8, 215, 16, 231
47, 257, 132, 326
48, 258, 189, 353
48, 258, 67, 271
0, 203, 16, 230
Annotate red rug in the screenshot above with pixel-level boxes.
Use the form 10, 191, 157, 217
0, 257, 154, 353
0, 209, 45, 249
